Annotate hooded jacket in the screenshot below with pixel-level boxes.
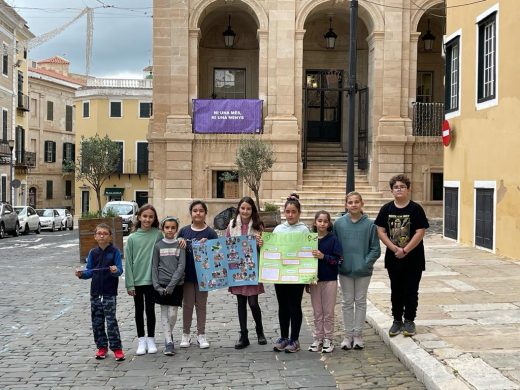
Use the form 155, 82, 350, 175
273, 221, 309, 233
333, 213, 381, 278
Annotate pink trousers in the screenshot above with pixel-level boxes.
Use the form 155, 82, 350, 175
309, 280, 337, 340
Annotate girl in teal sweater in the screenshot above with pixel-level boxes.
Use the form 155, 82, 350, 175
125, 204, 163, 356
333, 192, 381, 350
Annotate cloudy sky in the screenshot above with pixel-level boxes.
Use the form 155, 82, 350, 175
6, 0, 152, 78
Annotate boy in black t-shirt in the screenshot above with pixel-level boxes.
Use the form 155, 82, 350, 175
375, 174, 429, 337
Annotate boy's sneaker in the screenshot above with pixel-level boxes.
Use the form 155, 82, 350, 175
273, 337, 290, 352
164, 342, 175, 356
95, 347, 107, 359
341, 337, 353, 350
403, 320, 416, 337
180, 334, 191, 348
114, 349, 125, 361
197, 334, 210, 349
308, 339, 322, 352
353, 335, 364, 350
389, 320, 403, 337
321, 338, 334, 353
284, 340, 301, 353
136, 337, 147, 355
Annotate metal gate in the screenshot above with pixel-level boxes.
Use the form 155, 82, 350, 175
302, 70, 368, 169
444, 187, 458, 240
475, 188, 493, 249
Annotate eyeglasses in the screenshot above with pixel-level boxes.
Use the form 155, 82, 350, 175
95, 232, 110, 236
392, 185, 408, 191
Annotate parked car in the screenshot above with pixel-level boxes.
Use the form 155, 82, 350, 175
14, 206, 41, 235
56, 209, 74, 230
0, 203, 20, 238
102, 201, 139, 234
36, 209, 64, 231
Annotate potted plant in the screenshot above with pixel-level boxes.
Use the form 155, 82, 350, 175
233, 137, 279, 230
78, 209, 124, 263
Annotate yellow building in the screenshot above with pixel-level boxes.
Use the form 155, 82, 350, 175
443, 1, 519, 258
74, 78, 152, 216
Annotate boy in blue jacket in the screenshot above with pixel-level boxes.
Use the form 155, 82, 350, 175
75, 223, 125, 361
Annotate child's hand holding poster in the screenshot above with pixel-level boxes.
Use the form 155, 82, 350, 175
259, 232, 318, 283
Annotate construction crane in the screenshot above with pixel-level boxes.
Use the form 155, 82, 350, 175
27, 7, 94, 76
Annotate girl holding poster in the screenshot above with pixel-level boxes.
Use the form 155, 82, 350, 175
307, 210, 343, 353
177, 200, 218, 349
226, 197, 266, 349
261, 193, 309, 353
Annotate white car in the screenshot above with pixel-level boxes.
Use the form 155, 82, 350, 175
102, 201, 139, 234
14, 206, 41, 235
56, 209, 74, 230
36, 209, 64, 231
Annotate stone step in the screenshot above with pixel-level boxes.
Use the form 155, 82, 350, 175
302, 185, 376, 192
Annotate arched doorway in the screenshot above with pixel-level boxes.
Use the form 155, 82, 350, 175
197, 4, 260, 101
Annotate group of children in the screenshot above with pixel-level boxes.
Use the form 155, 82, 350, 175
76, 174, 428, 360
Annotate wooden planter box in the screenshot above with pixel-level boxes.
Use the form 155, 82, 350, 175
259, 211, 281, 232
78, 217, 124, 263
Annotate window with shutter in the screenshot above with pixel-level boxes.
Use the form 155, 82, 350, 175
477, 10, 497, 105
83, 101, 90, 118
2, 43, 8, 76
1, 175, 6, 202
65, 180, 72, 197
46, 180, 53, 199
137, 142, 148, 174
2, 109, 7, 141
47, 101, 54, 121
139, 102, 152, 118
65, 105, 73, 131
444, 36, 460, 113
110, 101, 122, 118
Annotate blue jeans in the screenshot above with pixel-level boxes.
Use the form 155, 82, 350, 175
90, 295, 122, 350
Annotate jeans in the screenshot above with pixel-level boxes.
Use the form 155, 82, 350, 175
387, 267, 423, 321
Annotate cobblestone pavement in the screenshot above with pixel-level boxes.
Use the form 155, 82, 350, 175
0, 232, 423, 389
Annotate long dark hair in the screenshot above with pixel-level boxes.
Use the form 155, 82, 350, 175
284, 192, 301, 212
232, 196, 262, 231
133, 203, 159, 231
312, 210, 332, 233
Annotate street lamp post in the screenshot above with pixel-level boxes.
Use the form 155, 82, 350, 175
346, 0, 358, 193
8, 139, 14, 205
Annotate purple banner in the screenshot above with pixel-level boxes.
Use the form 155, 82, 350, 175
192, 99, 263, 134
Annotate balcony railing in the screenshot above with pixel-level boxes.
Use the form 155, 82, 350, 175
17, 92, 30, 111
15, 151, 36, 168
62, 159, 75, 173
0, 141, 10, 158
114, 159, 148, 175
412, 102, 444, 137
86, 78, 152, 89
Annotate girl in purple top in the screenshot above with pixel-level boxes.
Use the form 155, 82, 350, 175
226, 196, 266, 349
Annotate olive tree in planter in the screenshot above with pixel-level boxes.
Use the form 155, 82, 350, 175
234, 138, 280, 230
71, 134, 124, 262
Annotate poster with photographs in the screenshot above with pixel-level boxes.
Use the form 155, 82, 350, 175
192, 235, 258, 292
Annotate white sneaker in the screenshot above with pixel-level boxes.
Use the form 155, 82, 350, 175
136, 337, 147, 355
353, 335, 364, 350
180, 333, 191, 348
341, 336, 353, 350
197, 334, 210, 349
146, 337, 157, 354
321, 338, 334, 353
308, 339, 322, 352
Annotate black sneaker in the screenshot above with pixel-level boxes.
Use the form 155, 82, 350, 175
389, 320, 403, 337
402, 320, 416, 337
164, 342, 175, 356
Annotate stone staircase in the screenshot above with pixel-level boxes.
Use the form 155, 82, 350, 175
277, 142, 392, 226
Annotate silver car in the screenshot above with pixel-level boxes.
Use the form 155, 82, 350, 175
56, 209, 74, 230
14, 206, 41, 235
0, 203, 20, 238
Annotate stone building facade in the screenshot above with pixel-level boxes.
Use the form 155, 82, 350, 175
149, 0, 446, 222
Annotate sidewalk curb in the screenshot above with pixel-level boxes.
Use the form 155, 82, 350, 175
365, 301, 471, 390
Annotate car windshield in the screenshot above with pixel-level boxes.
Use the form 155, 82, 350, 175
37, 209, 53, 217
14, 208, 25, 215
104, 204, 133, 215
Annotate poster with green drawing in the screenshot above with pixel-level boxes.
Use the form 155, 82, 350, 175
259, 232, 318, 284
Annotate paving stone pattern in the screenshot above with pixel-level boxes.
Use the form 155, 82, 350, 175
0, 239, 423, 389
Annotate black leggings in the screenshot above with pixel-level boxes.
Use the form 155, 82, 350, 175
274, 284, 305, 341
237, 294, 263, 333
133, 285, 156, 338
